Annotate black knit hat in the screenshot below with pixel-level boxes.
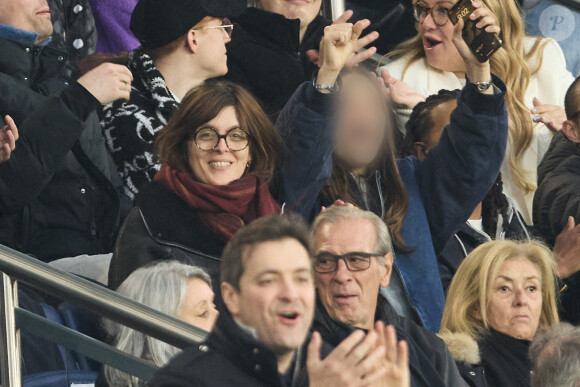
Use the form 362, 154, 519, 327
130, 0, 247, 50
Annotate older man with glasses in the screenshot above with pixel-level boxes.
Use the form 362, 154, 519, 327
311, 206, 467, 387
101, 0, 246, 201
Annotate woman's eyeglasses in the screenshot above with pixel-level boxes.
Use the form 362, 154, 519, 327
192, 126, 251, 151
413, 2, 454, 26
192, 18, 234, 38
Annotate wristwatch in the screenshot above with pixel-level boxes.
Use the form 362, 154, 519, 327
474, 80, 493, 93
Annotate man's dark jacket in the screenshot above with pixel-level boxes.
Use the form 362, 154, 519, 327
151, 311, 331, 387
226, 7, 329, 118
0, 36, 126, 261
313, 295, 465, 387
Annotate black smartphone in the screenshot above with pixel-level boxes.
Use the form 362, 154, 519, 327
448, 0, 502, 62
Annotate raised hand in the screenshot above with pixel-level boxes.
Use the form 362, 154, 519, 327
77, 62, 133, 104
451, 1, 499, 87
306, 10, 379, 68
553, 216, 580, 279
532, 97, 567, 131
374, 321, 410, 387
0, 115, 19, 163
307, 330, 388, 387
316, 19, 372, 88
380, 69, 426, 109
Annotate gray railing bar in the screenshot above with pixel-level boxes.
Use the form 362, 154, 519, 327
15, 308, 158, 382
0, 244, 208, 349
0, 273, 21, 387
322, 0, 345, 20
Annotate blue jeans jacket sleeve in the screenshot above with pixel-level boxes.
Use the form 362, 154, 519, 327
275, 81, 335, 219
414, 75, 508, 255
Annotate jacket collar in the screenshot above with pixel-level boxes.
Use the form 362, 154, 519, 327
232, 7, 329, 54
208, 310, 298, 386
128, 47, 179, 117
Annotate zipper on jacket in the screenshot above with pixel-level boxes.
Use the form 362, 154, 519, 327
391, 263, 423, 326
375, 171, 386, 219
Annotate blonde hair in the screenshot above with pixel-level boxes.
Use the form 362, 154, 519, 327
440, 240, 559, 341
388, 0, 548, 193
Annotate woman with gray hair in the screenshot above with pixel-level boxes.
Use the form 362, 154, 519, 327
101, 261, 218, 386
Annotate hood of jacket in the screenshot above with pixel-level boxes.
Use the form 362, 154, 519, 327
439, 331, 482, 366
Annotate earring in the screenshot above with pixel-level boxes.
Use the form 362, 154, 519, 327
246, 161, 251, 168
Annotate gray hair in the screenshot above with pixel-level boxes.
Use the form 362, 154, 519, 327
311, 206, 393, 264
103, 261, 212, 386
530, 322, 580, 387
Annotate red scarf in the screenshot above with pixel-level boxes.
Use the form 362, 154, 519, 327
155, 165, 281, 240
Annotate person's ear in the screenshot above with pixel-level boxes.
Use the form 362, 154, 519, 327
379, 252, 394, 288
221, 282, 241, 317
562, 120, 580, 144
413, 142, 428, 159
186, 29, 199, 54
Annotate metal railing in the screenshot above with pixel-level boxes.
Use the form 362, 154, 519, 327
0, 244, 209, 386
322, 0, 345, 20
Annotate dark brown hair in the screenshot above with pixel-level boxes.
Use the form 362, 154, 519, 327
321, 67, 410, 252
220, 213, 312, 291
155, 80, 283, 182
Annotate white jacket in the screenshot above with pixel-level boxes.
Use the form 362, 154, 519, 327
382, 37, 575, 224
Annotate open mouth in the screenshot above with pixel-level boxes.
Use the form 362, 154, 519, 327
423, 37, 442, 49
278, 312, 300, 324
208, 161, 232, 168
334, 294, 356, 303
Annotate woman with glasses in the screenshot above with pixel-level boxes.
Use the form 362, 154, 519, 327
108, 21, 366, 290
380, 0, 575, 226
101, 0, 246, 201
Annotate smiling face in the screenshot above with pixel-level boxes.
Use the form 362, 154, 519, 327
335, 72, 388, 173
486, 257, 543, 341
258, 0, 322, 27
223, 238, 315, 356
314, 219, 392, 330
187, 106, 250, 186
0, 0, 53, 44
177, 278, 219, 332
414, 0, 465, 73
192, 17, 231, 78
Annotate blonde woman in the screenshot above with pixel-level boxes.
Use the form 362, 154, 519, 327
439, 240, 559, 387
380, 0, 575, 225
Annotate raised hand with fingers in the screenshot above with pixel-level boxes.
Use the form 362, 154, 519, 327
374, 321, 410, 387
307, 330, 388, 387
532, 97, 566, 131
77, 62, 134, 105
307, 10, 379, 68
553, 216, 580, 279
451, 1, 499, 89
0, 115, 19, 163
380, 69, 426, 109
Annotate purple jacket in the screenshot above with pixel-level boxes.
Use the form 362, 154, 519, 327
88, 0, 139, 53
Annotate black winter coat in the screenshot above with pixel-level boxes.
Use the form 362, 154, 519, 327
226, 7, 330, 118
0, 36, 125, 261
533, 130, 580, 246
312, 295, 465, 387
151, 311, 331, 387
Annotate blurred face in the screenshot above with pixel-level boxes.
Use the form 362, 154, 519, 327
314, 220, 392, 330
0, 0, 53, 44
414, 0, 465, 73
414, 99, 457, 158
177, 278, 219, 332
335, 73, 388, 173
486, 257, 543, 341
187, 106, 251, 186
193, 17, 232, 78
223, 238, 315, 357
258, 0, 322, 28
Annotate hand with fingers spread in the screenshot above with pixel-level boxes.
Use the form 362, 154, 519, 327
77, 62, 133, 104
531, 97, 566, 131
373, 321, 410, 387
308, 330, 388, 387
0, 115, 19, 163
380, 69, 426, 109
307, 10, 379, 68
553, 216, 580, 279
451, 0, 499, 88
